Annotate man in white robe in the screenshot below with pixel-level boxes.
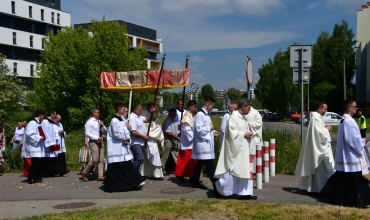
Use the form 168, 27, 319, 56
295, 101, 335, 193
220, 102, 237, 147
320, 99, 370, 207
191, 97, 220, 195
141, 103, 164, 179
105, 103, 145, 192
24, 109, 46, 184
214, 98, 256, 200
245, 106, 263, 173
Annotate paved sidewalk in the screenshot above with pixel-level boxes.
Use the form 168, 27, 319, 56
0, 172, 330, 219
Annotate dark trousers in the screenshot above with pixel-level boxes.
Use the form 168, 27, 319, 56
131, 144, 144, 172
360, 128, 367, 138
28, 157, 45, 181
192, 159, 217, 185
58, 152, 67, 172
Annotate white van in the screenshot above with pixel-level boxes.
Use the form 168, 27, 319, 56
322, 112, 342, 126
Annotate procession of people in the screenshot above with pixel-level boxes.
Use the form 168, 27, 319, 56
2, 96, 370, 208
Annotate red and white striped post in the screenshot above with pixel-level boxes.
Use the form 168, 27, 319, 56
249, 153, 254, 193
256, 144, 262, 189
263, 141, 269, 183
270, 139, 276, 177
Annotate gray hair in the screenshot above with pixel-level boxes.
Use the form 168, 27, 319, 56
238, 98, 252, 109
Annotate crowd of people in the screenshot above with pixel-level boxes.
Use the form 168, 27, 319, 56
2, 96, 370, 208
295, 99, 370, 208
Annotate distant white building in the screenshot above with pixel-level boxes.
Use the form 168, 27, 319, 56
0, 0, 71, 87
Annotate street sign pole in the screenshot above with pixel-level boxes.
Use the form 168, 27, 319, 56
290, 45, 312, 146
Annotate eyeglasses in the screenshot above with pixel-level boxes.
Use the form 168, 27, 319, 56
350, 106, 358, 108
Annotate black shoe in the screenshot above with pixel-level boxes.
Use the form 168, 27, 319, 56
27, 179, 33, 184
154, 177, 164, 180
240, 195, 257, 200
192, 182, 208, 190
213, 183, 221, 198
34, 179, 43, 183
176, 176, 187, 183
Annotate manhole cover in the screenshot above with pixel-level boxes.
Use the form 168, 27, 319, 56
52, 202, 96, 209
161, 187, 195, 194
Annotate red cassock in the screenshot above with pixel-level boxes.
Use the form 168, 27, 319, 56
175, 149, 196, 177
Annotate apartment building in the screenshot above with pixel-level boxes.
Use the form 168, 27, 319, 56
0, 0, 70, 86
74, 20, 163, 70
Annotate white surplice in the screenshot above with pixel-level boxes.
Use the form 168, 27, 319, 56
215, 110, 253, 196
192, 108, 215, 160
24, 119, 45, 158
295, 111, 335, 192
106, 116, 133, 164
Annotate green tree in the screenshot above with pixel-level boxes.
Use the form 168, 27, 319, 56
226, 87, 241, 102
0, 54, 26, 120
201, 84, 215, 100
28, 19, 149, 129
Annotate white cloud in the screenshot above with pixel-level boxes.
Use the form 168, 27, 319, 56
192, 73, 207, 84
324, 0, 365, 14
191, 56, 206, 63
307, 1, 322, 10
166, 61, 183, 70
76, 0, 290, 52
237, 78, 248, 87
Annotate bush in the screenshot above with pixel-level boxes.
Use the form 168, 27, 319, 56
2, 148, 23, 173
262, 126, 301, 175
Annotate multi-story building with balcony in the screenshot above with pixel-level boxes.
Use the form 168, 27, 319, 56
74, 20, 163, 70
0, 0, 71, 87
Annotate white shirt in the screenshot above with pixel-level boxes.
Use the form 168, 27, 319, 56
192, 108, 215, 160
175, 109, 187, 135
14, 127, 25, 141
85, 117, 107, 141
129, 112, 147, 146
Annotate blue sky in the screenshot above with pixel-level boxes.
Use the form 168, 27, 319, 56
62, 0, 363, 91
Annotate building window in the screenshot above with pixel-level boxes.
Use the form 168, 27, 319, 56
42, 38, 44, 49
11, 1, 15, 14
46, 0, 49, 6
13, 63, 17, 74
13, 32, 16, 44
32, 23, 35, 33
51, 0, 55, 7
41, 9, 44, 20
57, 13, 60, 24
29, 6, 32, 18
30, 35, 33, 47
11, 49, 15, 59
10, 20, 14, 28
51, 12, 54, 23
30, 65, 34, 76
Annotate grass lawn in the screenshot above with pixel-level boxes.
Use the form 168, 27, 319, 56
21, 199, 370, 220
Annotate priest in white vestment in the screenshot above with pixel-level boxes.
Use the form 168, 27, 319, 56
214, 98, 257, 200
245, 106, 263, 173
295, 101, 335, 193
141, 103, 164, 179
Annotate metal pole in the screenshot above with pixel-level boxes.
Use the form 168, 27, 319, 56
343, 58, 346, 100
300, 48, 304, 145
